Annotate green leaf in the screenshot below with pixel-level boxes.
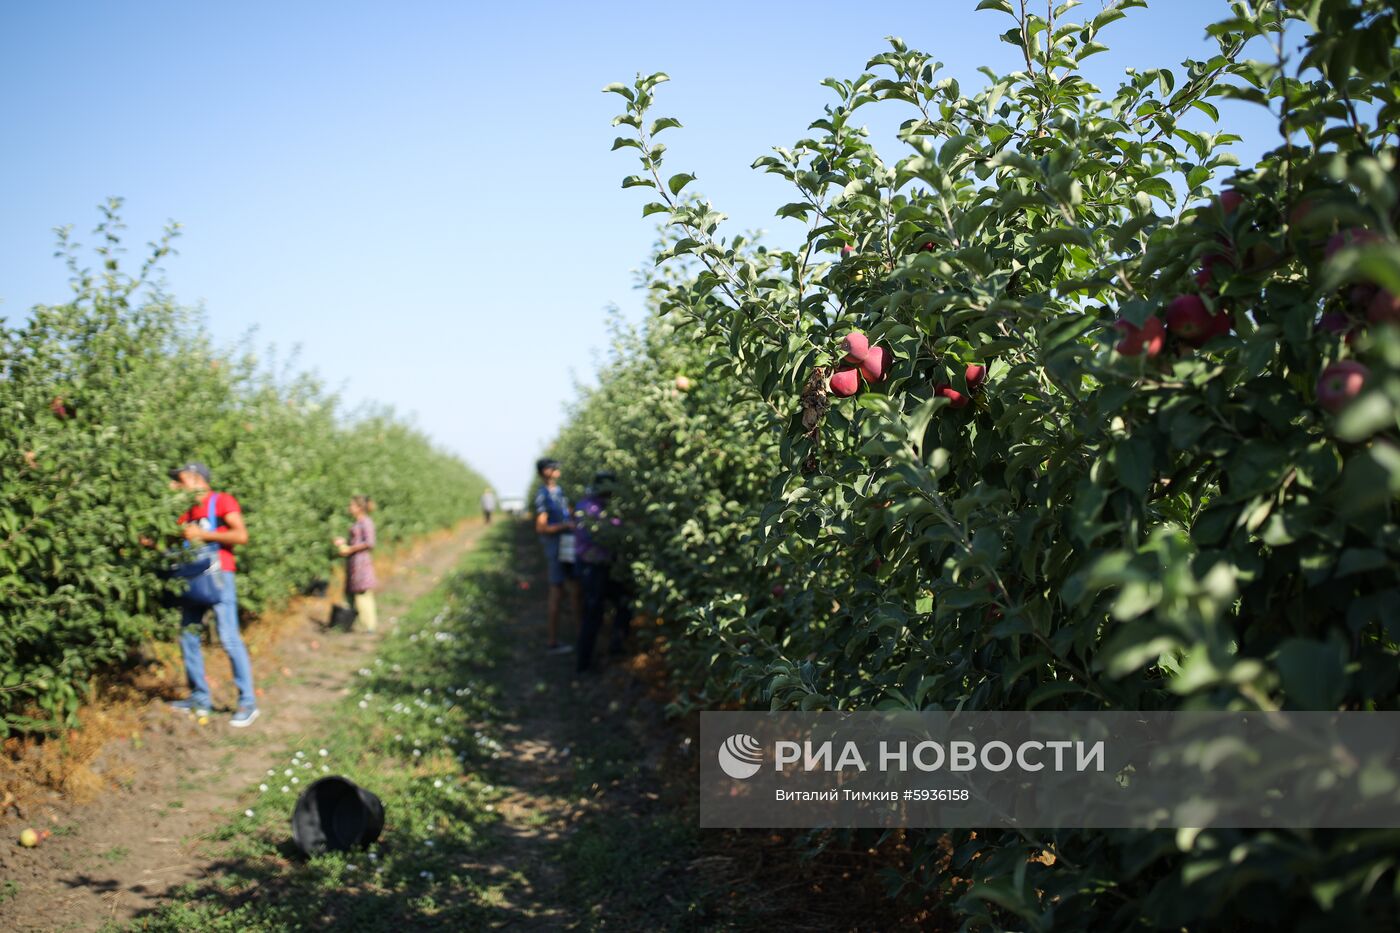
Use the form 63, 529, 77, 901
1276, 638, 1347, 710
668, 173, 697, 196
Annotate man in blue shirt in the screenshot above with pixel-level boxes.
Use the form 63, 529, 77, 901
534, 458, 579, 655
573, 471, 632, 673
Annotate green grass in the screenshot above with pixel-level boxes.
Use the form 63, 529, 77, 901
97, 845, 131, 864
118, 525, 521, 932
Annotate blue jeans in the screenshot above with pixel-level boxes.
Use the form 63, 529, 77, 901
180, 571, 256, 710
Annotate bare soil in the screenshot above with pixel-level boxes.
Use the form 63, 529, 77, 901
0, 521, 486, 933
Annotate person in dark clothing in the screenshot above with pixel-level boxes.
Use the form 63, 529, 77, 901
572, 471, 632, 673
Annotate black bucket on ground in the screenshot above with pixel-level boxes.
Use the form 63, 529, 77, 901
291, 776, 384, 856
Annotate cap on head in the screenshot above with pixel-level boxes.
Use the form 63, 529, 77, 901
170, 461, 212, 484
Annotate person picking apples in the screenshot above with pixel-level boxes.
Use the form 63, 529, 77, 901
334, 495, 379, 633
166, 461, 259, 727
534, 458, 581, 655
572, 471, 633, 673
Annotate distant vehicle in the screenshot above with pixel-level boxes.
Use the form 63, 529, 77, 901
498, 496, 526, 517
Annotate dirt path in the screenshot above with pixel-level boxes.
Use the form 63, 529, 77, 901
478, 526, 684, 930
0, 521, 486, 933
476, 527, 580, 929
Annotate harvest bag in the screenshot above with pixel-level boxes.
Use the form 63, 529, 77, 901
557, 531, 577, 564
171, 493, 225, 608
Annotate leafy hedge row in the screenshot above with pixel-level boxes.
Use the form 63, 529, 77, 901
1, 204, 486, 735
550, 1, 1400, 928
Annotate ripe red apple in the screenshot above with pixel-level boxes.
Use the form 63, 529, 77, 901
1289, 198, 1315, 228
1166, 295, 1226, 348
49, 396, 70, 419
859, 346, 889, 382
771, 583, 786, 598
1114, 315, 1165, 357
842, 331, 869, 363
1368, 289, 1400, 325
829, 367, 861, 397
1218, 189, 1244, 217
917, 241, 936, 253
1317, 361, 1369, 413
1318, 311, 1353, 336
1350, 283, 1379, 309
1209, 307, 1233, 339
674, 375, 692, 392
936, 384, 969, 408
1193, 250, 1236, 295
965, 363, 987, 388
840, 245, 854, 259
1325, 227, 1384, 261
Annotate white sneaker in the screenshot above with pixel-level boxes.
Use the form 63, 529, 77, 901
230, 707, 260, 728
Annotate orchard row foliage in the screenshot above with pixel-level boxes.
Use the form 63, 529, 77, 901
551, 0, 1400, 928
1, 204, 486, 735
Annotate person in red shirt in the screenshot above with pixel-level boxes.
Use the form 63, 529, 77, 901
167, 462, 259, 727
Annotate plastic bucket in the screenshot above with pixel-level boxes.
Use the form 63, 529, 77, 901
291, 776, 385, 856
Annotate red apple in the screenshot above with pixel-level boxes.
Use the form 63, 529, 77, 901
771, 583, 786, 598
917, 241, 937, 253
49, 396, 70, 419
674, 375, 692, 392
1350, 283, 1380, 309
829, 367, 861, 397
1326, 227, 1384, 261
840, 245, 854, 259
1318, 311, 1352, 335
842, 331, 869, 363
1114, 315, 1165, 357
1369, 289, 1400, 325
936, 384, 969, 408
1218, 189, 1244, 217
859, 346, 889, 382
1316, 360, 1370, 413
965, 363, 987, 388
1166, 295, 1225, 347
1208, 307, 1233, 339
1289, 198, 1315, 228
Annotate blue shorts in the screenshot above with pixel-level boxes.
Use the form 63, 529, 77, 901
541, 536, 575, 586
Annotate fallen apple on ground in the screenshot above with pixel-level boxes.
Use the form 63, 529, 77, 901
19, 828, 38, 847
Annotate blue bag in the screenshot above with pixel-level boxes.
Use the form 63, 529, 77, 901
172, 493, 225, 608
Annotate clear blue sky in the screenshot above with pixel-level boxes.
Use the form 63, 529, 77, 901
1, 1, 1288, 496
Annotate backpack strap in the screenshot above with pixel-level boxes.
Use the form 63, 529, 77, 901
205, 493, 221, 554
